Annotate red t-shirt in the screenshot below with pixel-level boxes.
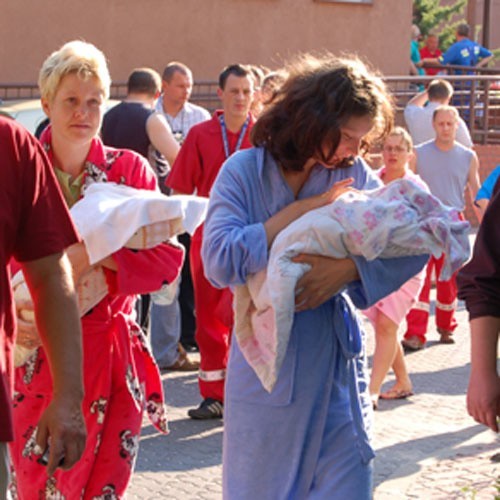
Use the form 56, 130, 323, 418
0, 117, 79, 441
420, 46, 442, 76
166, 111, 254, 197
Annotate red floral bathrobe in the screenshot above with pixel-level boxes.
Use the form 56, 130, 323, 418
9, 129, 184, 499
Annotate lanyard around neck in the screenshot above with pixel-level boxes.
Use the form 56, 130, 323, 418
218, 114, 250, 159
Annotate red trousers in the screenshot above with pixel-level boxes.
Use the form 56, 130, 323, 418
404, 253, 458, 342
191, 229, 233, 402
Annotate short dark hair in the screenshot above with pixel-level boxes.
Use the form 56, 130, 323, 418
162, 62, 192, 82
127, 68, 161, 96
427, 79, 453, 102
218, 64, 252, 90
251, 54, 393, 172
457, 23, 470, 37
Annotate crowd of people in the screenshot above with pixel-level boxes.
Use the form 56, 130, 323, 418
0, 33, 498, 499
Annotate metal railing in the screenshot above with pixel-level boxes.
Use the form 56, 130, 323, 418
385, 73, 500, 144
0, 80, 221, 111
1, 71, 499, 144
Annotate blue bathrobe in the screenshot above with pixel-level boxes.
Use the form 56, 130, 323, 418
202, 147, 427, 500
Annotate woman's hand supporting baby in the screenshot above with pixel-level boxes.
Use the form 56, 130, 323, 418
293, 255, 359, 312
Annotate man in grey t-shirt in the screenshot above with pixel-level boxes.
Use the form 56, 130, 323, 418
402, 106, 481, 351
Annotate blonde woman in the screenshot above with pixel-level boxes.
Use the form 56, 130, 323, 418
9, 41, 183, 498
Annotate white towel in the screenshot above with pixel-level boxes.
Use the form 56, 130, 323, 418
71, 182, 208, 264
13, 183, 208, 366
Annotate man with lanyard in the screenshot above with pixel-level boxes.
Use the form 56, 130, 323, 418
167, 64, 254, 419
149, 63, 210, 372
402, 105, 481, 351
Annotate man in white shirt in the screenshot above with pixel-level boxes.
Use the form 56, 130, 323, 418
404, 79, 473, 147
156, 62, 211, 148
151, 62, 211, 370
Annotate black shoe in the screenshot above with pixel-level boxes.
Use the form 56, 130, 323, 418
401, 336, 425, 352
181, 342, 199, 353
188, 398, 223, 420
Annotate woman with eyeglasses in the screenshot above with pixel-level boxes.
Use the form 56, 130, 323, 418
363, 127, 428, 409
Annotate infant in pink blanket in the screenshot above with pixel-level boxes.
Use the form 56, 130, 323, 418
234, 177, 471, 392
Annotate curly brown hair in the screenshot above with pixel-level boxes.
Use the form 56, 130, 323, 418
251, 54, 394, 171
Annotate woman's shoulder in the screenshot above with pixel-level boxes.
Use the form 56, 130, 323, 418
100, 145, 156, 188
220, 147, 261, 179
101, 146, 149, 170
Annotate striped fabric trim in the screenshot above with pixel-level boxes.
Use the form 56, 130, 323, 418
413, 301, 430, 312
207, 400, 224, 417
199, 369, 226, 382
436, 299, 457, 312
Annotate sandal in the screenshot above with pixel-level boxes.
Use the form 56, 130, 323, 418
379, 388, 414, 400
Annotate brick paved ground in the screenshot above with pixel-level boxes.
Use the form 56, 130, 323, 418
129, 271, 499, 499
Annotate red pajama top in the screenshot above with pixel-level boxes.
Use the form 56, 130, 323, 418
166, 111, 254, 197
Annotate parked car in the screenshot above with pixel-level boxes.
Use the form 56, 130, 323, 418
0, 99, 48, 134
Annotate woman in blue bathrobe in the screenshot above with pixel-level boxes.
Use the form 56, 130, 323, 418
201, 55, 428, 500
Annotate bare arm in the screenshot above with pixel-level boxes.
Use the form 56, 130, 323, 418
263, 178, 354, 248
21, 252, 86, 475
467, 316, 500, 432
146, 113, 180, 166
406, 89, 428, 108
420, 57, 440, 66
476, 55, 493, 68
264, 178, 358, 311
409, 61, 419, 76
467, 153, 482, 223
65, 242, 118, 275
293, 255, 359, 311
475, 198, 490, 216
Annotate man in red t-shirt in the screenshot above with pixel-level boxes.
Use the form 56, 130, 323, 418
420, 34, 442, 76
167, 64, 255, 419
0, 117, 86, 490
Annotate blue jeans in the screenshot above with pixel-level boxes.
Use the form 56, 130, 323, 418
150, 287, 181, 367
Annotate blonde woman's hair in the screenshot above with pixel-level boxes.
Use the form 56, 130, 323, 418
387, 126, 413, 151
39, 40, 111, 101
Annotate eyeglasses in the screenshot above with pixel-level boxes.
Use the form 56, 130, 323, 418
383, 146, 408, 154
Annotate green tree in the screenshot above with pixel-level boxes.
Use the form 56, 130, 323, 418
413, 0, 467, 51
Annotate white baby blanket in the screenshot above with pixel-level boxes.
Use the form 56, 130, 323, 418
71, 182, 208, 264
13, 183, 208, 366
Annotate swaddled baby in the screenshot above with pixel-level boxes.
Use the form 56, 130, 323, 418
234, 177, 471, 392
